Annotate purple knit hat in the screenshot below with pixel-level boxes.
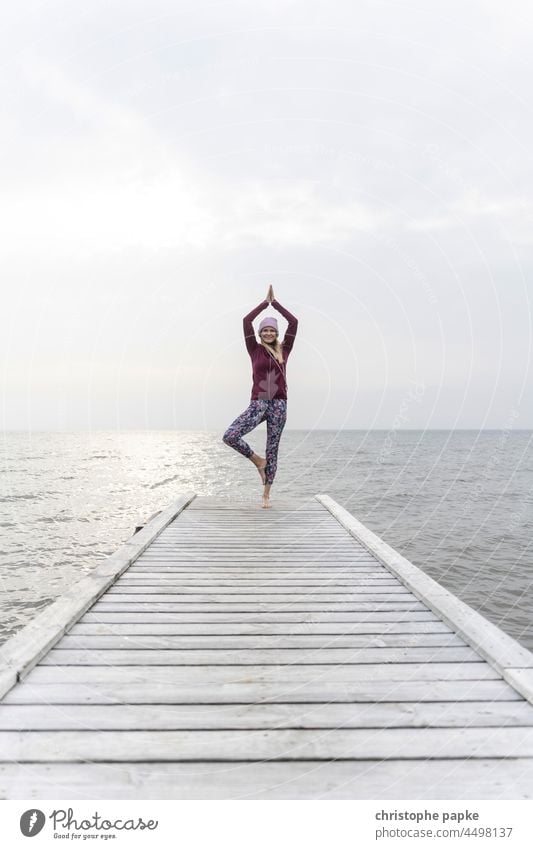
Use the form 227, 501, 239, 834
259, 316, 278, 333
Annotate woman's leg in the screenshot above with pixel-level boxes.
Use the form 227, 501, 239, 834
262, 399, 287, 506
222, 400, 267, 458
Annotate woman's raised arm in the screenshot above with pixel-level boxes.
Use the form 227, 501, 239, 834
272, 298, 298, 355
243, 299, 268, 354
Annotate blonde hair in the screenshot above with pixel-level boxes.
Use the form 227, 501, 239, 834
260, 334, 284, 363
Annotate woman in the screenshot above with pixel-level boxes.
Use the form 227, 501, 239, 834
222, 284, 298, 508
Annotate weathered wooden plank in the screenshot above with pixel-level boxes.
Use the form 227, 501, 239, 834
173, 506, 324, 510
111, 577, 407, 586
135, 540, 371, 544
3, 678, 517, 705
130, 558, 382, 564
158, 524, 350, 528
91, 598, 425, 613
99, 592, 415, 603
147, 535, 359, 541
140, 528, 366, 533
135, 529, 347, 536
114, 583, 403, 591
68, 620, 455, 635
129, 562, 384, 567
142, 544, 366, 549
127, 566, 386, 574
22, 662, 500, 683
133, 563, 376, 569
80, 611, 442, 623
149, 531, 342, 536
1, 758, 531, 799
40, 647, 481, 666
3, 727, 533, 761
135, 557, 371, 563
184, 497, 320, 505
160, 534, 341, 538
113, 578, 401, 587
1, 700, 531, 731
56, 633, 465, 649
153, 532, 356, 537
152, 540, 356, 544
107, 585, 410, 595
172, 523, 333, 528
132, 544, 376, 556
175, 519, 327, 523
179, 516, 331, 520
176, 505, 323, 509
140, 548, 364, 552
159, 544, 360, 549
146, 551, 362, 557
162, 524, 342, 528
163, 523, 338, 527
166, 512, 339, 517
142, 543, 366, 549
173, 517, 328, 522
121, 570, 394, 589
155, 547, 359, 551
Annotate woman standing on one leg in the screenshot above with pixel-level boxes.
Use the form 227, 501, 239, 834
222, 285, 298, 508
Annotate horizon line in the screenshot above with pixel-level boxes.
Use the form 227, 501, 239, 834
2, 428, 533, 434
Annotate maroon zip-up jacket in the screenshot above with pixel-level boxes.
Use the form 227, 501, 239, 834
243, 299, 298, 401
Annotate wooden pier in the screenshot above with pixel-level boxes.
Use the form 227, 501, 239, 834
1, 493, 533, 799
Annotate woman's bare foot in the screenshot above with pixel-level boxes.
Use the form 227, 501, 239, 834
250, 452, 267, 485
262, 484, 271, 508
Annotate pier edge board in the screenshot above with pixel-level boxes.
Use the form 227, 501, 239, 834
0, 492, 197, 699
316, 493, 533, 704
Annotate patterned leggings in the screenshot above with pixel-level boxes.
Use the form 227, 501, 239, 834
222, 399, 287, 485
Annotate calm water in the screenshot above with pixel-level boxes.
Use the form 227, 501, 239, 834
1, 429, 532, 649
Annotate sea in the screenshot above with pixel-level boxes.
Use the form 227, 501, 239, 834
1, 429, 532, 650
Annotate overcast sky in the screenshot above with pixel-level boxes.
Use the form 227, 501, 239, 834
1, 0, 532, 430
